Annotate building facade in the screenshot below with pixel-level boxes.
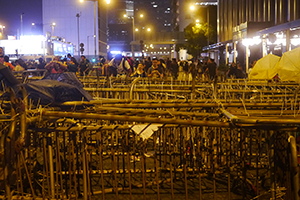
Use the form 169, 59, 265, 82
107, 0, 133, 55
108, 0, 181, 59
42, 0, 108, 60
134, 0, 173, 33
217, 0, 300, 71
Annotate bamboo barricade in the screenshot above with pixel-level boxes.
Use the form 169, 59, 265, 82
0, 76, 300, 199
0, 104, 298, 200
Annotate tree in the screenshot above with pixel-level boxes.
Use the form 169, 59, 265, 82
184, 22, 216, 58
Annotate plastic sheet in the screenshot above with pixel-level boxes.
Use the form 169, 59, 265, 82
1, 71, 92, 105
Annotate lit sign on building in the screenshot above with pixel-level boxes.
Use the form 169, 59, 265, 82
53, 41, 74, 56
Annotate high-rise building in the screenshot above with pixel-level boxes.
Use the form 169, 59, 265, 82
107, 0, 133, 54
108, 0, 177, 57
134, 0, 173, 32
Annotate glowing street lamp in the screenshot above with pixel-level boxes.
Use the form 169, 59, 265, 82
32, 22, 56, 35
79, 0, 110, 58
147, 28, 151, 32
0, 25, 5, 33
190, 5, 195, 10
124, 12, 144, 58
51, 22, 56, 35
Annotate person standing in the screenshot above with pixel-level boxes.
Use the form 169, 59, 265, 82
170, 58, 179, 79
67, 53, 79, 68
132, 63, 146, 77
37, 57, 46, 70
108, 54, 132, 77
205, 58, 217, 80
235, 63, 246, 79
147, 58, 163, 78
78, 55, 91, 76
14, 59, 25, 71
3, 56, 15, 70
45, 56, 67, 74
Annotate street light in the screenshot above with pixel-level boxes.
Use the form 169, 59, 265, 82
0, 25, 5, 33
0, 25, 5, 39
80, 0, 101, 60
124, 13, 144, 58
76, 13, 81, 58
20, 13, 24, 38
190, 4, 210, 46
51, 22, 56, 36
32, 22, 56, 35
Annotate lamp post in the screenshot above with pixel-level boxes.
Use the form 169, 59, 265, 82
190, 4, 211, 46
20, 13, 24, 38
124, 13, 144, 58
80, 0, 97, 60
80, 0, 110, 59
0, 25, 5, 34
135, 27, 151, 59
0, 25, 5, 39
51, 22, 56, 36
32, 22, 56, 55
76, 13, 81, 58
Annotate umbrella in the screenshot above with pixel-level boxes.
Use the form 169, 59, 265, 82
249, 54, 280, 79
275, 46, 300, 82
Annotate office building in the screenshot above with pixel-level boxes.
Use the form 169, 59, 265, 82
217, 0, 300, 71
134, 0, 173, 32
108, 0, 179, 58
107, 0, 133, 55
42, 0, 108, 59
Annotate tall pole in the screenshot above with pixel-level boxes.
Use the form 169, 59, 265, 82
87, 36, 89, 56
131, 17, 135, 59
76, 13, 80, 58
51, 25, 55, 36
20, 13, 24, 38
207, 6, 209, 46
94, 0, 97, 60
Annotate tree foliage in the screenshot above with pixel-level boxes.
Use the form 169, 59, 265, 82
184, 22, 215, 58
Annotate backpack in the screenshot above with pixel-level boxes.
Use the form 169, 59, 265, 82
122, 56, 134, 72
183, 62, 189, 72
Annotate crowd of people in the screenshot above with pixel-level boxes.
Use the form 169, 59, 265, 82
100, 54, 247, 81
0, 53, 248, 81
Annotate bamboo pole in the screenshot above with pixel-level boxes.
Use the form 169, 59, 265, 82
42, 111, 230, 127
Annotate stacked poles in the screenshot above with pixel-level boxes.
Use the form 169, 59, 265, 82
0, 77, 300, 199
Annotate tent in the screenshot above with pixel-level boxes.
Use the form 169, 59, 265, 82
249, 54, 280, 79
275, 46, 300, 82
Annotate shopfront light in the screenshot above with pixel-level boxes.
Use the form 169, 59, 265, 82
242, 37, 261, 46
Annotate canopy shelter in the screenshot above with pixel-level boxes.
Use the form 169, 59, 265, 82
249, 54, 280, 79
275, 46, 300, 82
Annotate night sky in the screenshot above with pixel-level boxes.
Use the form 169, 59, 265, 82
0, 0, 42, 36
